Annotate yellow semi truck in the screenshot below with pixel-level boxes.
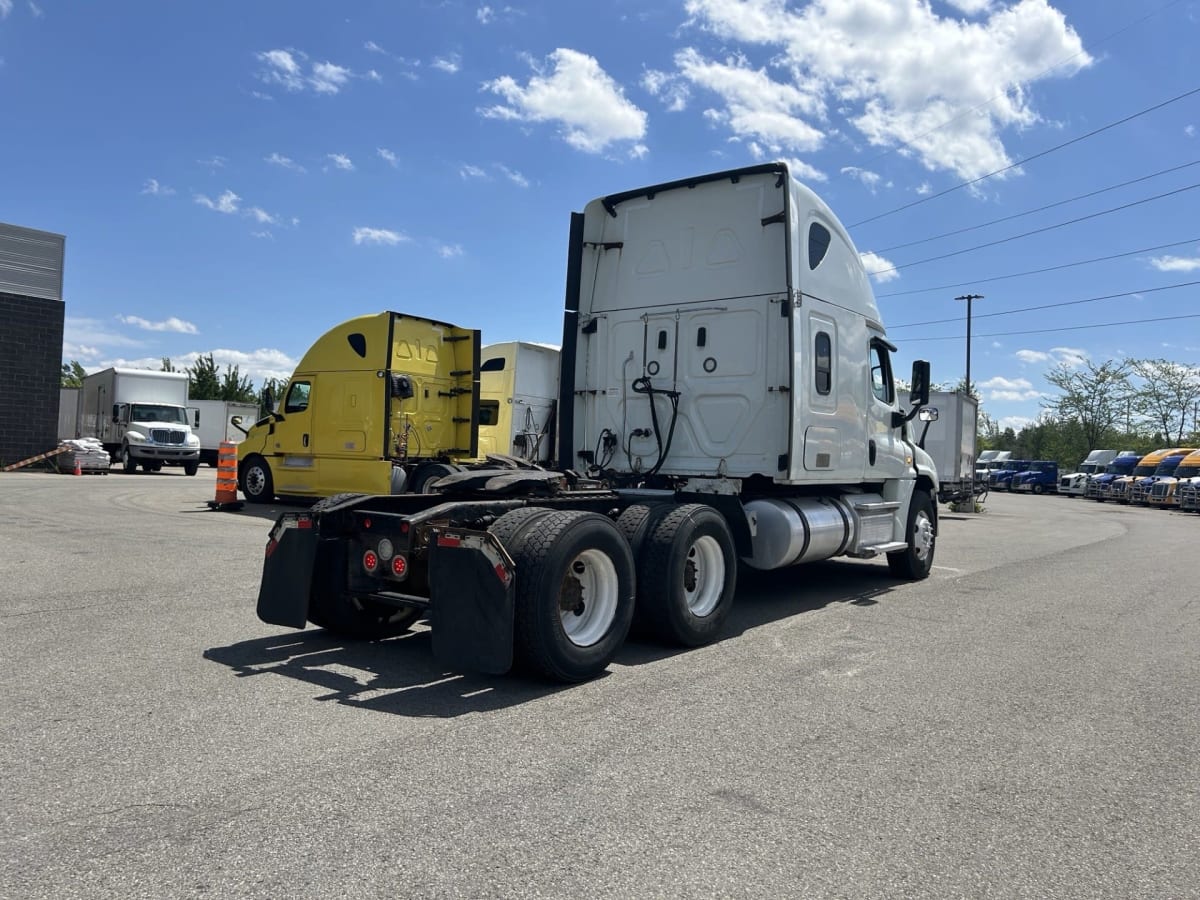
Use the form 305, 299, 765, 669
237, 311, 480, 502
1146, 448, 1200, 509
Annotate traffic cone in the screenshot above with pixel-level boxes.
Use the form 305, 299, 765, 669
73, 457, 82, 476
207, 441, 243, 510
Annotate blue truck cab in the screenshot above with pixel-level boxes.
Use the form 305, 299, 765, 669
990, 459, 1032, 492
1086, 451, 1142, 501
1012, 460, 1059, 494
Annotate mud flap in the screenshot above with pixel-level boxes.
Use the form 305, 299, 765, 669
256, 519, 318, 628
428, 530, 514, 675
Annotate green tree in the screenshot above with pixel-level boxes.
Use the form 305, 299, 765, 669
161, 357, 177, 372
60, 360, 86, 387
187, 354, 222, 400
1129, 358, 1200, 444
1041, 360, 1131, 451
219, 364, 257, 403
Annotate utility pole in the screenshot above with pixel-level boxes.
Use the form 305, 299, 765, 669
956, 294, 984, 510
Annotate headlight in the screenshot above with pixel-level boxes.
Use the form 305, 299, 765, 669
186, 434, 200, 447
125, 430, 146, 443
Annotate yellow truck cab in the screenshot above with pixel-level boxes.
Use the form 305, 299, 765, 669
476, 342, 560, 464
1103, 449, 1171, 503
1147, 448, 1200, 509
238, 311, 480, 502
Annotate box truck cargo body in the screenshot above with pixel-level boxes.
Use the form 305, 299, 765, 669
192, 399, 259, 466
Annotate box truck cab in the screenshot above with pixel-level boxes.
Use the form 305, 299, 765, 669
77, 367, 201, 475
1086, 451, 1141, 500
1106, 448, 1178, 503
476, 342, 559, 464
237, 312, 480, 502
1059, 449, 1120, 497
1130, 448, 1197, 505
1012, 460, 1059, 494
254, 163, 940, 683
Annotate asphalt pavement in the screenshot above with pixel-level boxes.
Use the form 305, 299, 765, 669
1, 468, 1196, 898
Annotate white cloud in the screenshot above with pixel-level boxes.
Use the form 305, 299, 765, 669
197, 156, 227, 169
1016, 346, 1087, 368
377, 147, 398, 167
265, 152, 306, 173
432, 54, 461, 74
326, 153, 354, 171
194, 190, 241, 214
774, 155, 827, 182
366, 69, 383, 83
0, 1, 13, 17
246, 207, 278, 225
103, 348, 299, 386
916, 182, 932, 196
438, 244, 465, 259
141, 178, 175, 196
999, 415, 1033, 432
980, 375, 1040, 401
1148, 252, 1200, 273
256, 49, 306, 92
477, 5, 494, 24
460, 164, 488, 180
64, 317, 146, 351
859, 250, 899, 283
352, 227, 409, 246
311, 60, 352, 94
480, 48, 648, 153
496, 164, 529, 187
1186, 125, 1196, 138
841, 165, 883, 191
365, 40, 386, 54
117, 315, 199, 335
944, 0, 993, 13
28, 1, 43, 17
642, 68, 691, 112
682, 0, 1093, 180
629, 143, 649, 159
252, 231, 274, 240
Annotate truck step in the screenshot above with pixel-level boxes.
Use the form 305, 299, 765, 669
851, 541, 908, 558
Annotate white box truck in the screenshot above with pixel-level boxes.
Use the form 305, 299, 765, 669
191, 399, 258, 467
77, 368, 201, 475
915, 390, 978, 506
254, 163, 940, 683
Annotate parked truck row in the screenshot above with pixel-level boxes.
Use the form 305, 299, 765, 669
252, 163, 942, 683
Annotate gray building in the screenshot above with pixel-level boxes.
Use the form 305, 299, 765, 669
0, 222, 66, 466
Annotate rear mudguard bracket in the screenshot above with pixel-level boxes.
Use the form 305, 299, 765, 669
256, 516, 317, 628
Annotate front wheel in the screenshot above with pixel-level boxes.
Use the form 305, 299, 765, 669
240, 455, 274, 503
508, 510, 635, 682
888, 489, 936, 580
1032, 483, 1045, 495
635, 504, 736, 647
122, 446, 138, 474
183, 460, 199, 476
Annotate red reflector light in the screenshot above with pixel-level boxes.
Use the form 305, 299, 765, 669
400, 522, 410, 534
436, 535, 461, 548
297, 517, 313, 529
391, 555, 407, 577
363, 550, 379, 573
363, 517, 371, 529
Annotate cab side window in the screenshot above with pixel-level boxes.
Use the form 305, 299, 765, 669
284, 381, 311, 413
869, 343, 894, 404
815, 331, 832, 395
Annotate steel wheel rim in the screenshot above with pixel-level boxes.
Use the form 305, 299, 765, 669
684, 535, 725, 617
559, 549, 619, 647
245, 466, 266, 496
913, 511, 934, 561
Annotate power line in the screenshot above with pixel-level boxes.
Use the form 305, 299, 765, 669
866, 182, 1200, 277
888, 280, 1200, 330
847, 0, 1187, 174
875, 238, 1200, 298
849, 83, 1200, 228
900, 312, 1200, 343
872, 159, 1200, 254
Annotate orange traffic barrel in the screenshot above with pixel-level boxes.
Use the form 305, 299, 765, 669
208, 440, 243, 510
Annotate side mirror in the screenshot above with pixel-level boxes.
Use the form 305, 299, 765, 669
909, 360, 930, 407
918, 407, 939, 422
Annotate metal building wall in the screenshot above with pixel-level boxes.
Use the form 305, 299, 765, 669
0, 223, 66, 466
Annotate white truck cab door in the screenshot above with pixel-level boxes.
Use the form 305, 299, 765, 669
866, 337, 909, 480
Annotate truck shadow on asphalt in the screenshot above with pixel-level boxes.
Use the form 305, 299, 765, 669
202, 558, 902, 718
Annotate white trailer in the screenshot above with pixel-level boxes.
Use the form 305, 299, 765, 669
77, 368, 201, 474
477, 342, 559, 464
191, 399, 259, 466
916, 390, 979, 506
255, 164, 939, 683
58, 387, 79, 441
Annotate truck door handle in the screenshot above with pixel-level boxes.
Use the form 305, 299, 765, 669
869, 439, 877, 466
303, 433, 309, 448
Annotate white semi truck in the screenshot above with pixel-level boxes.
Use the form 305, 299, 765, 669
77, 368, 201, 474
254, 164, 939, 682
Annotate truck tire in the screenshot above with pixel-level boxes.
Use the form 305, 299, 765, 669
1032, 482, 1044, 495
614, 503, 671, 556
183, 461, 199, 476
636, 504, 737, 647
122, 445, 137, 474
887, 489, 936, 580
507, 510, 635, 682
241, 455, 275, 503
488, 507, 555, 550
410, 461, 461, 494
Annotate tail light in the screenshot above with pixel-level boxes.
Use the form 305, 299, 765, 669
363, 549, 379, 573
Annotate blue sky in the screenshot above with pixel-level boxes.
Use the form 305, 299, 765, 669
2, 0, 1197, 432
